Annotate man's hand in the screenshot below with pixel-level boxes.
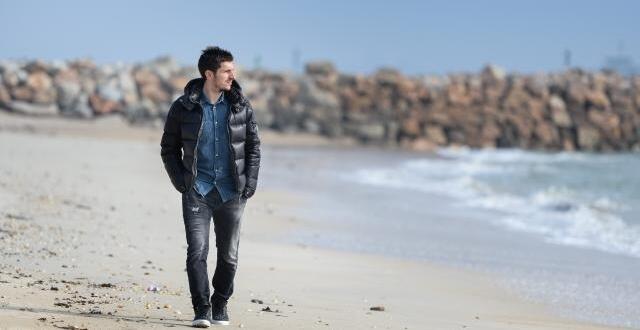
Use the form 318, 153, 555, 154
241, 188, 255, 199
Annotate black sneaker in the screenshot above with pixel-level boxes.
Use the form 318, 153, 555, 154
211, 299, 230, 326
192, 306, 212, 328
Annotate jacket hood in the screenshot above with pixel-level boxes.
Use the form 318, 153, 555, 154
180, 77, 246, 112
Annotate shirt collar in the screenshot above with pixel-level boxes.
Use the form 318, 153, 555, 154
200, 89, 225, 106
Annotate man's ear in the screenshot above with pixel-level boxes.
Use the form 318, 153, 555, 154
205, 70, 214, 80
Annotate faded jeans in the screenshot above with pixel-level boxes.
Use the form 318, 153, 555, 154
182, 186, 246, 311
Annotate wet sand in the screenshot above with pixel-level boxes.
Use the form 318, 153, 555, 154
0, 111, 622, 329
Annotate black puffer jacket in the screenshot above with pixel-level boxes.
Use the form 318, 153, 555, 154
160, 78, 260, 198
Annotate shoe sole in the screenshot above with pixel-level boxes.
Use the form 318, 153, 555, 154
192, 319, 211, 328
211, 320, 230, 326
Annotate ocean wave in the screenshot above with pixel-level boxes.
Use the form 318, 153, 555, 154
348, 148, 640, 258
435, 146, 620, 164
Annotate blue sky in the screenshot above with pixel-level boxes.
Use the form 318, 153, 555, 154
1, 0, 638, 75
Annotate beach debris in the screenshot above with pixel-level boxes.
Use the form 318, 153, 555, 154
4, 213, 31, 221
61, 199, 91, 210
53, 324, 88, 330
370, 305, 385, 311
261, 306, 280, 313
315, 319, 329, 326
27, 279, 44, 286
38, 317, 47, 321
88, 307, 102, 314
40, 247, 57, 256
50, 286, 59, 291
250, 298, 264, 304
54, 302, 71, 308
89, 282, 115, 288
147, 284, 160, 292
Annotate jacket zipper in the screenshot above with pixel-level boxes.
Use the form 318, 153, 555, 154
227, 105, 239, 194
191, 105, 204, 189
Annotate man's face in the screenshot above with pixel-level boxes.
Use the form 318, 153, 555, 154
207, 61, 235, 91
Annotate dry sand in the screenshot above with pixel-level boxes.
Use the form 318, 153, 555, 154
0, 111, 622, 329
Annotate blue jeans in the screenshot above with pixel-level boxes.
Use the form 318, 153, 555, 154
182, 186, 246, 311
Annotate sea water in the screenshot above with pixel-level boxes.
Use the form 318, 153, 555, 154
260, 145, 640, 328
351, 148, 640, 259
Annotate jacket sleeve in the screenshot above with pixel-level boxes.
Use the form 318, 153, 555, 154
160, 102, 187, 193
242, 104, 261, 198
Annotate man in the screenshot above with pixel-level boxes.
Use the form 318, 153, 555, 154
160, 46, 260, 327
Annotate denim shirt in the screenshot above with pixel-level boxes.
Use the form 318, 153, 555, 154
193, 89, 237, 202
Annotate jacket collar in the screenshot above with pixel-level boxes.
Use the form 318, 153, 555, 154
180, 77, 245, 112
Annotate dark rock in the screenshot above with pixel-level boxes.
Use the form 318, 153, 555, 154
305, 61, 336, 76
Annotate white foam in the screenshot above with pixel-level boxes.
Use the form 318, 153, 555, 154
347, 148, 640, 259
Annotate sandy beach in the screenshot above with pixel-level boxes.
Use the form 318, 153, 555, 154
0, 111, 624, 330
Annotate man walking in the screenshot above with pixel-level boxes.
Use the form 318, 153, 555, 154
161, 46, 260, 327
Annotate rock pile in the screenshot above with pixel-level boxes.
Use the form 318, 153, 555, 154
1, 58, 639, 151
0, 57, 194, 123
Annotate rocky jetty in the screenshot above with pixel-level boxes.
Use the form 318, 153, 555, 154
1, 57, 639, 151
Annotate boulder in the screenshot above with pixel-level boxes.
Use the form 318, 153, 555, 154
8, 100, 58, 116
534, 122, 560, 147
481, 64, 506, 82
549, 95, 572, 127
577, 125, 601, 150
425, 125, 447, 145
305, 61, 336, 76
408, 138, 438, 152
0, 84, 10, 106
345, 122, 385, 142
89, 94, 122, 114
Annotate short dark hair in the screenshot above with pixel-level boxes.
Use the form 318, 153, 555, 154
198, 46, 234, 79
